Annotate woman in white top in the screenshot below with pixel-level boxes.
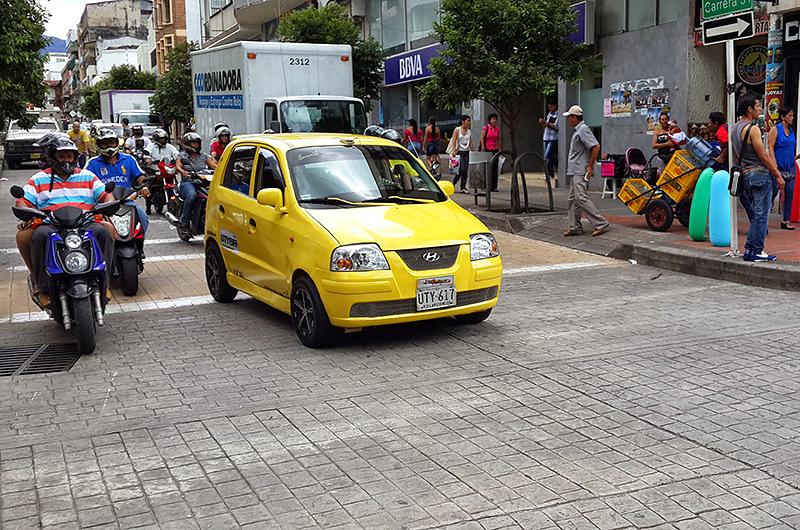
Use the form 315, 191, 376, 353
448, 115, 472, 192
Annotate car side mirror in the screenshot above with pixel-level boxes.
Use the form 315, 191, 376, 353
256, 188, 285, 210
438, 180, 455, 197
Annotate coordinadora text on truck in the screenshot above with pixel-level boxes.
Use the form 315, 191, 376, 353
191, 41, 367, 142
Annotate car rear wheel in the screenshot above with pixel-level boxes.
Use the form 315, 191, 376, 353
455, 308, 492, 325
291, 276, 341, 348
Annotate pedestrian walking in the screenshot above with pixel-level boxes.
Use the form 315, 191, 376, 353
731, 95, 785, 262
422, 117, 442, 175
562, 105, 610, 237
480, 113, 502, 191
539, 101, 559, 181
403, 119, 423, 158
766, 106, 797, 230
447, 115, 472, 193
67, 121, 91, 168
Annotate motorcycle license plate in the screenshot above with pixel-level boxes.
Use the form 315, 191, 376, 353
416, 276, 456, 311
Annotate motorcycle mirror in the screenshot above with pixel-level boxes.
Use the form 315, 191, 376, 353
105, 182, 116, 193
9, 186, 25, 199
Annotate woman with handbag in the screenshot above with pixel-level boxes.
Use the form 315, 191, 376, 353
448, 115, 472, 193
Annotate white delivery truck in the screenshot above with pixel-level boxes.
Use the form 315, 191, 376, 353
99, 90, 157, 124
191, 41, 367, 142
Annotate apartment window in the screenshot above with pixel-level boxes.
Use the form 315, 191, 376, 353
367, 0, 382, 44
381, 0, 407, 52
406, 0, 437, 43
628, 0, 655, 31
161, 0, 173, 25
658, 0, 679, 24
150, 49, 156, 68
597, 0, 625, 36
597, 0, 678, 36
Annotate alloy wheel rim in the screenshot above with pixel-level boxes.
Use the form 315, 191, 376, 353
293, 288, 315, 337
207, 253, 220, 294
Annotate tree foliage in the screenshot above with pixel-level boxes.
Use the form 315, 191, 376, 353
279, 3, 384, 111
80, 65, 157, 119
418, 0, 596, 153
0, 0, 49, 129
152, 41, 197, 125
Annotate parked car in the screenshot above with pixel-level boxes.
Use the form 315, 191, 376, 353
204, 134, 503, 347
3, 118, 61, 169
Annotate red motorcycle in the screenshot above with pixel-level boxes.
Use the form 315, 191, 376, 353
150, 160, 179, 217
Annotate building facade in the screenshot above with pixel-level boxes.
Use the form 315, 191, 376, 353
199, 0, 314, 49
61, 30, 81, 116
138, 15, 158, 75
153, 0, 189, 72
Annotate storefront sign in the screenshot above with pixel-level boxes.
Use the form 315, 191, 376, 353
783, 12, 800, 58
568, 1, 595, 45
384, 44, 442, 87
736, 45, 767, 85
702, 0, 752, 21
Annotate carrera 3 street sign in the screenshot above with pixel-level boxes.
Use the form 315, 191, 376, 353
702, 0, 752, 21
703, 11, 755, 46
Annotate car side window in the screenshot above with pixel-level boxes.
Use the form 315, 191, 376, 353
223, 145, 256, 196
253, 148, 285, 195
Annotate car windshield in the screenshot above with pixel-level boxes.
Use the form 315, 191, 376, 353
287, 145, 445, 207
100, 124, 124, 136
120, 113, 160, 125
11, 121, 57, 131
280, 100, 367, 134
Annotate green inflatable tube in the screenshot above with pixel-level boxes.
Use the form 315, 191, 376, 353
689, 167, 714, 241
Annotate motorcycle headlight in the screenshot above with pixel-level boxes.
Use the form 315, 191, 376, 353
64, 233, 83, 249
470, 233, 499, 261
111, 212, 132, 237
331, 244, 389, 272
64, 251, 89, 273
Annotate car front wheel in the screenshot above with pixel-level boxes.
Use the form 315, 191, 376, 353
291, 276, 341, 348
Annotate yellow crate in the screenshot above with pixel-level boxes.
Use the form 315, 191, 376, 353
657, 150, 701, 203
618, 178, 654, 215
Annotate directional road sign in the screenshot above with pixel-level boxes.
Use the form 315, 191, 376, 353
702, 11, 754, 46
702, 0, 752, 21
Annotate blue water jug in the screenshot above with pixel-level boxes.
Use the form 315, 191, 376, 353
686, 137, 717, 168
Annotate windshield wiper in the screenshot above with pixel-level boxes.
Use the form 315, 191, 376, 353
361, 196, 434, 204
298, 197, 373, 207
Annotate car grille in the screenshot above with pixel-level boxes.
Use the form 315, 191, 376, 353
395, 245, 461, 271
349, 286, 498, 318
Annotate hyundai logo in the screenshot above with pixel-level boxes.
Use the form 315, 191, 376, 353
422, 251, 440, 262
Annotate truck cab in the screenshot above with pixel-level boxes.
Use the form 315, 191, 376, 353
263, 96, 367, 134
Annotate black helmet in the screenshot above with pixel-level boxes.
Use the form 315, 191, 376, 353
213, 122, 228, 133
381, 128, 403, 144
364, 125, 385, 137
131, 124, 144, 136
217, 126, 231, 140
96, 128, 120, 158
151, 128, 169, 144
34, 133, 79, 176
182, 132, 202, 154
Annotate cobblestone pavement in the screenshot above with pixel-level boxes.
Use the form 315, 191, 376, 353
1, 167, 799, 529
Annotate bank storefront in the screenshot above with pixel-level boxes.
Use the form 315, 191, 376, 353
378, 44, 461, 134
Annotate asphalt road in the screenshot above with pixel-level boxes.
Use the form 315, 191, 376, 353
0, 164, 799, 529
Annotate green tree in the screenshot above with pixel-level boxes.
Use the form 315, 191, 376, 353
152, 41, 198, 125
0, 0, 48, 129
279, 3, 384, 111
419, 0, 596, 155
80, 65, 157, 119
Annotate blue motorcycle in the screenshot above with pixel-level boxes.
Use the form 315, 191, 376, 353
10, 184, 119, 354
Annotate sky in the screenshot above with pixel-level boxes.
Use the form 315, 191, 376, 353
42, 0, 90, 40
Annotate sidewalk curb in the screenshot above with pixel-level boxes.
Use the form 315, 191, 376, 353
473, 211, 800, 292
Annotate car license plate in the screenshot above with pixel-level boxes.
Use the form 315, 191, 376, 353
30, 153, 41, 159
416, 275, 456, 311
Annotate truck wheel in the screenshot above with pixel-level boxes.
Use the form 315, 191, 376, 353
291, 276, 341, 348
73, 298, 96, 354
119, 257, 139, 296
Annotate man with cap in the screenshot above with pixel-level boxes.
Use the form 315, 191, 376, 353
563, 105, 610, 237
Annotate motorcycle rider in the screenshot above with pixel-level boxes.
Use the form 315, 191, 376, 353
86, 128, 151, 235
210, 126, 232, 160
208, 122, 228, 157
148, 128, 179, 164
15, 134, 115, 308
124, 124, 151, 152
175, 132, 217, 231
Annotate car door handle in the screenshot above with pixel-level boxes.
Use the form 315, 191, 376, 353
218, 205, 225, 214
249, 218, 256, 228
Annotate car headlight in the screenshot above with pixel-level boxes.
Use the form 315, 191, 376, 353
111, 212, 132, 237
64, 233, 83, 249
470, 233, 499, 260
64, 251, 89, 273
331, 244, 390, 271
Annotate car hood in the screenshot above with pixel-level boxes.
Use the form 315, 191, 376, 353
305, 200, 489, 250
5, 131, 51, 142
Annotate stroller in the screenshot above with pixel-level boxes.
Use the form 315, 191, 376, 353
624, 147, 659, 184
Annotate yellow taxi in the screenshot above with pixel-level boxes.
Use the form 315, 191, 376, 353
204, 134, 502, 347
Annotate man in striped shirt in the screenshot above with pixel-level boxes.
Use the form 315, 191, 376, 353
15, 135, 114, 308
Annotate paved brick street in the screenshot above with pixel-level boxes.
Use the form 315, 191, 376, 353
1, 168, 799, 529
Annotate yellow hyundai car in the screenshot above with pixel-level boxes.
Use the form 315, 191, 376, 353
204, 134, 502, 347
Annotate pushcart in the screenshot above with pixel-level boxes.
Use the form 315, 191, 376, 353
617, 149, 703, 231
